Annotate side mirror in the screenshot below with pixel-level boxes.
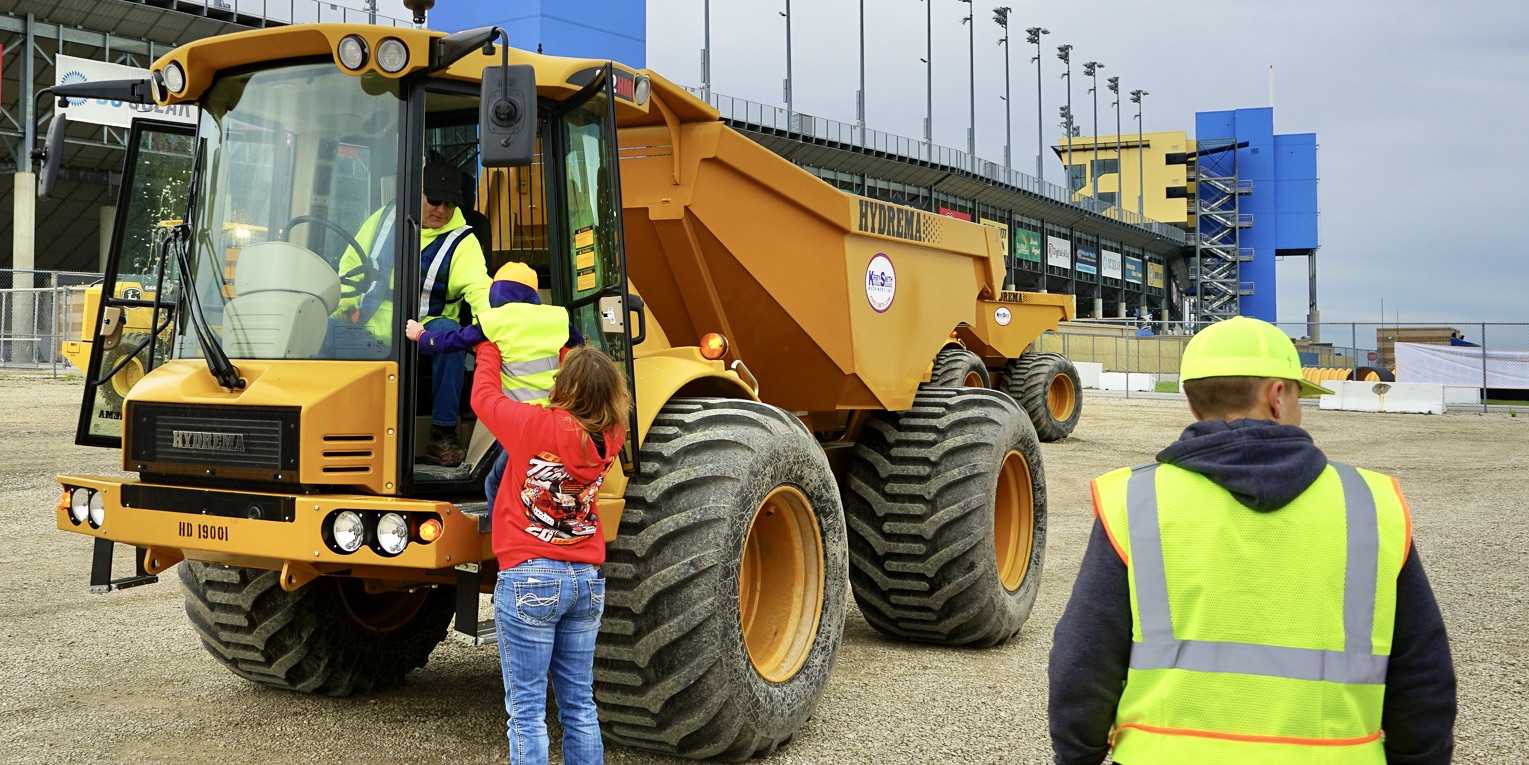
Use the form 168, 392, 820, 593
36, 111, 68, 200
480, 65, 536, 168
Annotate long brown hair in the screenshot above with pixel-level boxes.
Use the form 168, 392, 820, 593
549, 344, 631, 462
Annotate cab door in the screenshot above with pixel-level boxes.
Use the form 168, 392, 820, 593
76, 120, 196, 446
546, 68, 638, 411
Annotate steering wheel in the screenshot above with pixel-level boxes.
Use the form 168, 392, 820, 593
284, 215, 372, 299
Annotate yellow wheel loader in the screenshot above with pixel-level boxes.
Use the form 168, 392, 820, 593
38, 17, 1076, 760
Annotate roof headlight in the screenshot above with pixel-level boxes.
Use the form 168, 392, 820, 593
331, 510, 365, 553
376, 38, 409, 74
163, 62, 186, 94
69, 488, 91, 526
376, 513, 410, 556
338, 35, 369, 71
633, 74, 651, 106
87, 491, 106, 529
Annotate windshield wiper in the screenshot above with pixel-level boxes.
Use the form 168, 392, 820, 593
165, 223, 245, 391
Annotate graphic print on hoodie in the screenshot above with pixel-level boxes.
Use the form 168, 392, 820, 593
518, 450, 604, 545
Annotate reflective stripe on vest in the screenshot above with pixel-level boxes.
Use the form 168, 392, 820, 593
477, 302, 569, 408
419, 226, 472, 320
1124, 462, 1387, 685
357, 203, 397, 323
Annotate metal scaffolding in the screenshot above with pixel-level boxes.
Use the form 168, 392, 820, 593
1189, 139, 1253, 323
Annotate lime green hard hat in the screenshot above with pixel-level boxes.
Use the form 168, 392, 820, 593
1180, 316, 1334, 396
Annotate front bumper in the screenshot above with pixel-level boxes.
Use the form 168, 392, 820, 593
56, 475, 491, 589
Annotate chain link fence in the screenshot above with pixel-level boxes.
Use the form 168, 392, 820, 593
0, 270, 103, 374
1044, 319, 1529, 412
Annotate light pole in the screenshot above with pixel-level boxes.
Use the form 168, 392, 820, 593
701, 0, 711, 98
1057, 44, 1074, 194
1131, 88, 1148, 216
780, 2, 793, 116
1026, 27, 1048, 182
923, 0, 934, 142
958, 0, 976, 157
1084, 60, 1103, 200
858, 0, 866, 127
1108, 76, 1121, 210
994, 7, 1013, 170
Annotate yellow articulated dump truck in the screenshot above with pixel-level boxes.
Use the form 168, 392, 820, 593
36, 17, 1079, 761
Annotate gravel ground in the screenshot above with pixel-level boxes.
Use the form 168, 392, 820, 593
0, 373, 1521, 764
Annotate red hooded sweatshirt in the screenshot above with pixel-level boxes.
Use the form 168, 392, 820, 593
471, 342, 626, 570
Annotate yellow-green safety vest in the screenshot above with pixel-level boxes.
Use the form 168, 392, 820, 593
477, 302, 569, 408
1092, 461, 1411, 764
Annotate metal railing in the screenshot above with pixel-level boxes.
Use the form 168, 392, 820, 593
156, 0, 413, 27
688, 88, 1189, 244
1047, 319, 1529, 412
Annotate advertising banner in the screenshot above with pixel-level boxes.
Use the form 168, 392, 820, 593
1075, 243, 1098, 275
1124, 256, 1144, 284
1147, 262, 1165, 288
56, 55, 196, 128
1102, 249, 1123, 280
1014, 227, 1042, 263
1046, 235, 1071, 270
939, 207, 972, 221
979, 218, 1009, 259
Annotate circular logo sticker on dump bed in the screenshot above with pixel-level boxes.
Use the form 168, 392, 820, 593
865, 254, 896, 313
995, 306, 1012, 326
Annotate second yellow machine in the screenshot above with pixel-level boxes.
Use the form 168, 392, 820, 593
41, 18, 1081, 761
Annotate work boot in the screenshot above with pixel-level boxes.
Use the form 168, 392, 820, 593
422, 424, 466, 467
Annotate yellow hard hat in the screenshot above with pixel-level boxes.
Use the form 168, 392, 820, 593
494, 261, 538, 290
1180, 317, 1333, 396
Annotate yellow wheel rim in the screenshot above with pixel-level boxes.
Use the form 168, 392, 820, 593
111, 355, 146, 398
963, 370, 985, 388
1047, 371, 1076, 421
739, 486, 823, 683
994, 450, 1035, 592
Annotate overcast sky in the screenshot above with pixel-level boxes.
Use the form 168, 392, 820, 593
384, 0, 1529, 326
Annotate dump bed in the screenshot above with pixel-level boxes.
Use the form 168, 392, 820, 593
618, 75, 1072, 413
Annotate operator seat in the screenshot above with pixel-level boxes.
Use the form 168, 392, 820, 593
222, 241, 342, 359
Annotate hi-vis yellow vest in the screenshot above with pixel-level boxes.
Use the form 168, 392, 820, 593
1092, 461, 1412, 764
477, 302, 569, 408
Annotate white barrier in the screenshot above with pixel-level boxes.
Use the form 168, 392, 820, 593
1075, 361, 1104, 389
1319, 381, 1446, 415
1099, 372, 1157, 392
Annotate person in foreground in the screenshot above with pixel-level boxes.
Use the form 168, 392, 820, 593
1048, 316, 1456, 765
472, 340, 630, 765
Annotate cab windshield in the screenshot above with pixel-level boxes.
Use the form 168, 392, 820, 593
180, 62, 405, 361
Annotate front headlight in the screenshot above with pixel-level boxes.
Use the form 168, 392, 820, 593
331, 510, 365, 553
69, 488, 91, 526
163, 62, 186, 94
376, 38, 409, 74
87, 491, 106, 529
338, 35, 369, 71
376, 512, 410, 556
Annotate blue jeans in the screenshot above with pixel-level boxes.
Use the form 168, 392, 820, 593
495, 559, 605, 765
421, 316, 464, 428
486, 450, 509, 511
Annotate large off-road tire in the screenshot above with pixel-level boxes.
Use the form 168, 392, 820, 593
180, 563, 455, 696
927, 347, 990, 388
843, 387, 1046, 647
597, 398, 848, 761
1353, 366, 1396, 383
1005, 351, 1082, 442
97, 332, 154, 412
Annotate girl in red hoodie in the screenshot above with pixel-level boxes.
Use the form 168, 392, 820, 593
471, 341, 629, 765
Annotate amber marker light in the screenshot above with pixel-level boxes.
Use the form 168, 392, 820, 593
419, 518, 443, 544
700, 333, 729, 360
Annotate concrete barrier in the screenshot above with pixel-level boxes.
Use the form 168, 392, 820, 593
1075, 361, 1104, 390
1319, 381, 1446, 415
1099, 372, 1157, 392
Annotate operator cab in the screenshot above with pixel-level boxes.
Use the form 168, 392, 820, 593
67, 42, 637, 500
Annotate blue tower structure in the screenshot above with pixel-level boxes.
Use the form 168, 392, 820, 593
427, 0, 646, 68
1192, 107, 1318, 324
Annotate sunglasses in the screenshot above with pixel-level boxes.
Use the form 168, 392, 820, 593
425, 198, 457, 209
